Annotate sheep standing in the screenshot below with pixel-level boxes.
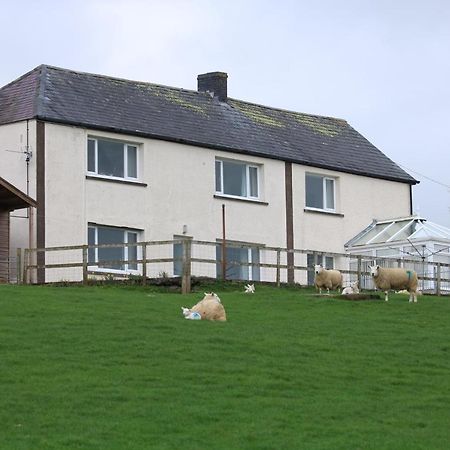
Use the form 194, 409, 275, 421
314, 265, 343, 294
370, 265, 418, 302
183, 292, 227, 321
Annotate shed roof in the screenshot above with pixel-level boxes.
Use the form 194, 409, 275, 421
0, 177, 37, 211
0, 65, 417, 184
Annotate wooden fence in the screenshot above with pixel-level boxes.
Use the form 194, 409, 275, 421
16, 239, 450, 295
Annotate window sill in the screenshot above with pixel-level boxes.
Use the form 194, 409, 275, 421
88, 267, 140, 275
86, 175, 148, 187
214, 194, 269, 205
304, 208, 344, 217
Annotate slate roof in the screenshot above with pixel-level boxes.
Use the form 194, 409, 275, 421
0, 65, 417, 184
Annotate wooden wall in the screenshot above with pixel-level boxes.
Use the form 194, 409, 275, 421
0, 211, 10, 283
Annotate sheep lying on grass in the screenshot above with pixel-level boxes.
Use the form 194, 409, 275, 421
341, 281, 360, 295
181, 292, 227, 321
370, 265, 418, 303
244, 284, 255, 294
181, 307, 201, 320
314, 265, 343, 295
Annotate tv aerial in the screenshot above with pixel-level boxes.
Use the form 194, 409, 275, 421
5, 146, 33, 162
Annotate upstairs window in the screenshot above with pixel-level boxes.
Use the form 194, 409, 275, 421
305, 173, 335, 212
215, 159, 259, 200
88, 137, 138, 180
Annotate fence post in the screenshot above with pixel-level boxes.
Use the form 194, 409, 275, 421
436, 263, 441, 296
16, 248, 22, 285
22, 249, 29, 284
182, 239, 192, 294
276, 249, 281, 287
82, 245, 88, 285
141, 243, 147, 286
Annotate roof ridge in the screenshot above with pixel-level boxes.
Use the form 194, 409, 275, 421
228, 97, 348, 123
41, 65, 347, 121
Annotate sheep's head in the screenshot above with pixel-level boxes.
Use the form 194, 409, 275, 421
181, 307, 191, 317
370, 265, 380, 277
314, 264, 323, 274
351, 281, 359, 288
202, 292, 221, 302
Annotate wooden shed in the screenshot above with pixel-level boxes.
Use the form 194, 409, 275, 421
0, 177, 36, 283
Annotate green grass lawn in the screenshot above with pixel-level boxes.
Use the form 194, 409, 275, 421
0, 284, 449, 450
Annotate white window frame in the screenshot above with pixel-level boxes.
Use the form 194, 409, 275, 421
305, 173, 336, 213
215, 158, 260, 200
88, 225, 140, 274
87, 137, 139, 182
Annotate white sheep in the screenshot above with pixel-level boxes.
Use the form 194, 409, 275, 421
244, 284, 255, 294
181, 307, 202, 320
370, 265, 418, 303
341, 280, 360, 295
182, 292, 227, 321
314, 264, 343, 295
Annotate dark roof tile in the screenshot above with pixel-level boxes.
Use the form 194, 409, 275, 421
0, 65, 417, 184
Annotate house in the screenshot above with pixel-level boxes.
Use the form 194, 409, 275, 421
0, 65, 417, 283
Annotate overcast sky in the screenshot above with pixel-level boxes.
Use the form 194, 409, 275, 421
2, 0, 449, 226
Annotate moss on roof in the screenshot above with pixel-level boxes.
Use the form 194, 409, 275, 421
287, 112, 346, 137
150, 85, 208, 115
230, 101, 286, 128
230, 100, 346, 136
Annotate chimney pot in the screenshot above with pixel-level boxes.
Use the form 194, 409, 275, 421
197, 71, 228, 102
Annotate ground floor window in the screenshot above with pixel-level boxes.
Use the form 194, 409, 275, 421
88, 224, 139, 272
216, 243, 260, 281
307, 254, 334, 285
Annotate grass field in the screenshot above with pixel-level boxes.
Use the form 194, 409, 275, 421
0, 283, 449, 450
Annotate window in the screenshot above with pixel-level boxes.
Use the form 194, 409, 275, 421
216, 243, 260, 281
88, 137, 138, 180
88, 224, 139, 272
307, 254, 334, 285
215, 159, 259, 199
305, 173, 335, 211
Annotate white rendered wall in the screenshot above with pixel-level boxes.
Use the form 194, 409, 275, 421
44, 124, 287, 280
43, 123, 413, 282
0, 120, 37, 263
292, 165, 411, 252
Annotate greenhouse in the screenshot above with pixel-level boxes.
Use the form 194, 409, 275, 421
345, 216, 450, 293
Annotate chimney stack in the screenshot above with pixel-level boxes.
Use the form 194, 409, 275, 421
197, 71, 228, 102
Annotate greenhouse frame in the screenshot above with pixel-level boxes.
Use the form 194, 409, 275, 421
345, 216, 450, 293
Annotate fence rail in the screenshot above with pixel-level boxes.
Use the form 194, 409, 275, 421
14, 239, 450, 295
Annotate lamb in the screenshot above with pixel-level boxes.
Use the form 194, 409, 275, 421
314, 264, 343, 295
244, 284, 255, 294
181, 292, 227, 321
341, 280, 360, 295
181, 307, 201, 320
370, 265, 418, 302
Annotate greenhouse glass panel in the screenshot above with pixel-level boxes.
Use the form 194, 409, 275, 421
354, 222, 391, 245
